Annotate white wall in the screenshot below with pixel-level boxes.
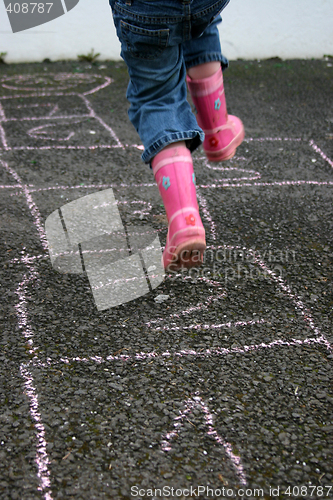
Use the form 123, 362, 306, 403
0, 0, 332, 63
220, 0, 333, 60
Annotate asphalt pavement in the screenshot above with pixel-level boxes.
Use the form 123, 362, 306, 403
0, 58, 332, 500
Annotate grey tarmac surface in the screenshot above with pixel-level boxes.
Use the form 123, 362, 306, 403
0, 58, 332, 500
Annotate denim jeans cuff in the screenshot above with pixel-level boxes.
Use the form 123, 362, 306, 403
143, 130, 205, 164
185, 53, 229, 71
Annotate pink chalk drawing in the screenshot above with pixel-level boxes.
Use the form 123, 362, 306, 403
309, 139, 333, 169
27, 121, 77, 141
1, 73, 110, 93
20, 365, 53, 500
0, 73, 123, 151
161, 393, 247, 485
199, 156, 261, 182
15, 267, 52, 500
0, 72, 332, 499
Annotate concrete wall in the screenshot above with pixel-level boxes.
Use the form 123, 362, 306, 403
1, 0, 332, 63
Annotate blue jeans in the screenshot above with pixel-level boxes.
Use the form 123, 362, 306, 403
109, 0, 230, 163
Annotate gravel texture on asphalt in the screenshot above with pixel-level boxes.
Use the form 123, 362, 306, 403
0, 59, 332, 500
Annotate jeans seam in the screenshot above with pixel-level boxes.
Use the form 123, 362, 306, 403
191, 0, 229, 20
120, 20, 169, 37
114, 4, 182, 24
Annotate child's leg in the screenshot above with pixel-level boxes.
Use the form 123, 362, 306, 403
187, 61, 221, 80
110, 1, 210, 270
110, 2, 204, 165
109, 2, 233, 269
184, 16, 245, 161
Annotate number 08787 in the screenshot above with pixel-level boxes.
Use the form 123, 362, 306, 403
6, 3, 53, 14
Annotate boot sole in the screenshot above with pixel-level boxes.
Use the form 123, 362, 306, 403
164, 237, 206, 272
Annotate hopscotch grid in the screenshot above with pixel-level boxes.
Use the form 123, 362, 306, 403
4, 179, 333, 203
0, 101, 123, 150
10, 187, 333, 497
0, 159, 49, 250
309, 139, 333, 169
160, 394, 245, 485
4, 113, 93, 122
21, 335, 332, 373
3, 139, 332, 191
1, 72, 332, 498
12, 245, 331, 496
0, 73, 118, 499
11, 244, 332, 345
0, 73, 113, 95
1, 145, 125, 151
0, 73, 123, 150
5, 179, 333, 201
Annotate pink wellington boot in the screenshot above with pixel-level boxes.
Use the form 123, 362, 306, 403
186, 67, 245, 161
152, 145, 206, 271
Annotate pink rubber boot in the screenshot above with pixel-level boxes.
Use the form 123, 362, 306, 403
186, 67, 245, 161
152, 144, 206, 271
